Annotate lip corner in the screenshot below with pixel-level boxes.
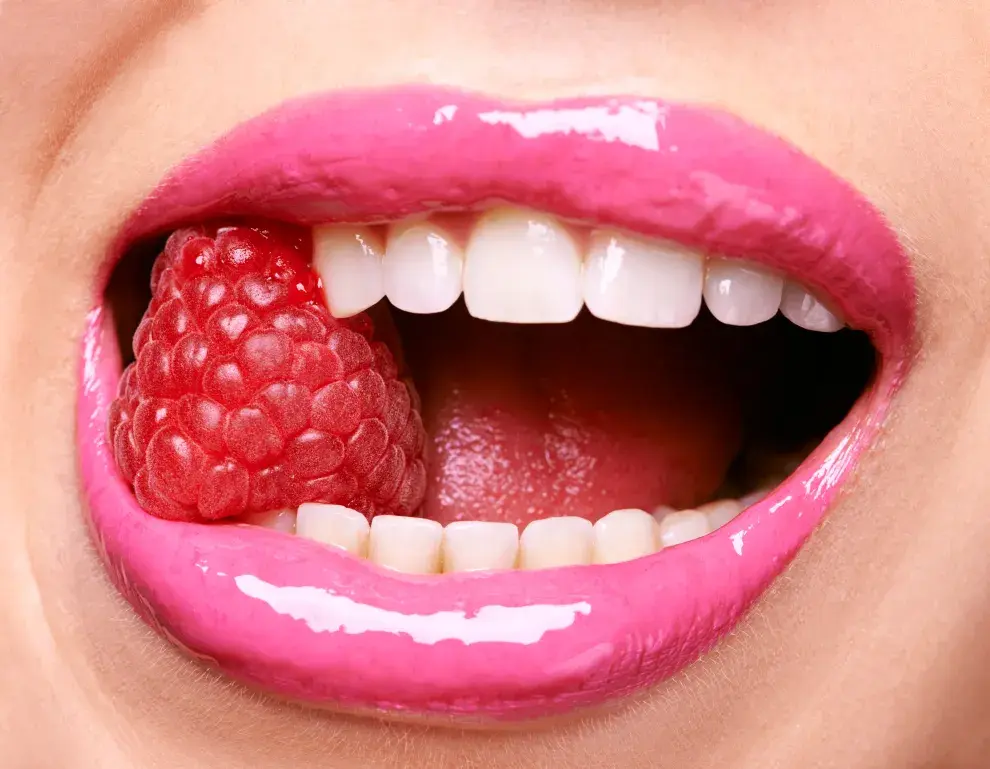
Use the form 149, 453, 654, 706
81, 84, 916, 722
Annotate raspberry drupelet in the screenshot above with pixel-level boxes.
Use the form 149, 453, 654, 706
107, 222, 427, 523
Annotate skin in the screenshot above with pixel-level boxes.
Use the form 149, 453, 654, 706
1, 0, 989, 766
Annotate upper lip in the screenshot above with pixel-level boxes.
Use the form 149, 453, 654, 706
80, 85, 915, 721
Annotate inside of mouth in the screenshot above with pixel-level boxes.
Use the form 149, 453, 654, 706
104, 210, 875, 572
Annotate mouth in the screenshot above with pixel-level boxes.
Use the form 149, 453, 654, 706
78, 86, 914, 722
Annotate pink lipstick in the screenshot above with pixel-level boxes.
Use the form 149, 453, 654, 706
78, 86, 915, 720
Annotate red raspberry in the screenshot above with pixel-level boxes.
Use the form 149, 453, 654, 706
108, 221, 427, 522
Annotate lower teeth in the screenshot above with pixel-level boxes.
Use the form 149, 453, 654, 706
107, 219, 866, 566
241, 488, 772, 576
234, 441, 806, 575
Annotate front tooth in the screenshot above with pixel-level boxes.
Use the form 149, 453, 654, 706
369, 515, 443, 574
592, 509, 658, 564
463, 208, 583, 323
584, 230, 704, 328
657, 510, 711, 547
442, 521, 520, 572
519, 516, 594, 569
313, 225, 385, 318
296, 503, 369, 556
779, 281, 844, 332
703, 258, 783, 326
383, 222, 464, 314
698, 499, 743, 530
243, 508, 297, 533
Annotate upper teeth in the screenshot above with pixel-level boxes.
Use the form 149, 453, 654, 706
778, 281, 844, 332
383, 222, 465, 315
312, 225, 386, 319
703, 257, 784, 327
584, 229, 703, 328
464, 209, 584, 324
312, 205, 845, 332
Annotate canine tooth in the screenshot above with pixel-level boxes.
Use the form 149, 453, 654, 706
584, 230, 704, 328
369, 515, 443, 574
779, 281, 844, 332
699, 499, 743, 530
442, 521, 519, 572
383, 222, 464, 314
464, 208, 583, 323
592, 509, 658, 564
296, 503, 369, 556
657, 510, 711, 547
243, 508, 297, 533
313, 225, 385, 318
519, 516, 594, 569
704, 258, 784, 326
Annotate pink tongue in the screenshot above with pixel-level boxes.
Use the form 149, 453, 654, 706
398, 307, 743, 528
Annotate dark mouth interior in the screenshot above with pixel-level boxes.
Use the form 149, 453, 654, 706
711, 309, 875, 496
105, 230, 877, 518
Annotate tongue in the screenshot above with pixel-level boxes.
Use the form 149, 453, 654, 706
396, 305, 743, 528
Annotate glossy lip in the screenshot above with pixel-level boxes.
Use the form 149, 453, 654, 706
78, 86, 915, 721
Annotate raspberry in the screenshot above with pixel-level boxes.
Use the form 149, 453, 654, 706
108, 222, 427, 522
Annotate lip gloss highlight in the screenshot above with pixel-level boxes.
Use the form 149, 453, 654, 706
79, 86, 915, 720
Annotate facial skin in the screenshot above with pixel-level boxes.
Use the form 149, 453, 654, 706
2, 0, 990, 766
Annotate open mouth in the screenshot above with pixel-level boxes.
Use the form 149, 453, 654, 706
78, 87, 915, 721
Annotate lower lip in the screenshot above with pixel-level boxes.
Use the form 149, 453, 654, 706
79, 88, 914, 721
80, 312, 904, 719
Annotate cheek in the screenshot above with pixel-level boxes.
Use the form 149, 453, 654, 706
2, 0, 989, 766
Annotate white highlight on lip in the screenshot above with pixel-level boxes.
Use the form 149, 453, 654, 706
477, 103, 667, 151
433, 105, 458, 125
235, 575, 591, 645
730, 530, 747, 556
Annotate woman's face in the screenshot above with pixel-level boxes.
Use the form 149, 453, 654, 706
3, 1, 989, 766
